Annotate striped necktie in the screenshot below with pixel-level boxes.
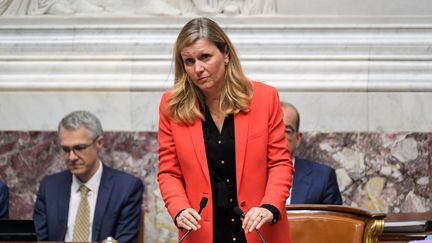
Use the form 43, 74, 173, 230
73, 185, 90, 242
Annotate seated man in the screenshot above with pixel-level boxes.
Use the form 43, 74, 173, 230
0, 181, 8, 219
34, 110, 144, 243
281, 102, 342, 205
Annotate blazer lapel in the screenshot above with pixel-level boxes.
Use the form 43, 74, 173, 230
57, 173, 72, 241
234, 111, 250, 189
188, 120, 211, 187
291, 158, 312, 204
92, 165, 114, 241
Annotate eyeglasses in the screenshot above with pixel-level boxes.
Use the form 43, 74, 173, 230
285, 126, 297, 138
60, 136, 99, 156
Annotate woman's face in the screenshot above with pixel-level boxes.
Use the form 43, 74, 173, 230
180, 38, 228, 95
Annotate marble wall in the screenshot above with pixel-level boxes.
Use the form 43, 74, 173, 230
0, 131, 430, 242
2, 0, 432, 16
1, 3, 432, 242
0, 0, 276, 16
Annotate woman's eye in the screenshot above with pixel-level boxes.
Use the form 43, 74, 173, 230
183, 58, 194, 65
201, 54, 210, 61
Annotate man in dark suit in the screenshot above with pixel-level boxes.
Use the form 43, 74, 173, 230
33, 110, 144, 243
281, 102, 342, 205
0, 181, 8, 219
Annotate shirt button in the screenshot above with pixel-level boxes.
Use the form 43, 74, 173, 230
229, 198, 233, 203
233, 237, 236, 241
231, 218, 235, 222
218, 140, 221, 144
221, 160, 225, 164
226, 179, 230, 183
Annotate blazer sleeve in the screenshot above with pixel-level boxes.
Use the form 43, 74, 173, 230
33, 179, 49, 241
157, 92, 191, 220
260, 85, 294, 215
113, 177, 144, 243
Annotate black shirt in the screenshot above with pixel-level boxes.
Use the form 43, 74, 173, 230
202, 110, 247, 243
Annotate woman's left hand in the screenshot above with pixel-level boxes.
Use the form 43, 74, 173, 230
242, 207, 273, 232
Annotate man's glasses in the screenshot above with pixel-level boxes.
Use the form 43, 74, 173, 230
285, 126, 297, 138
60, 136, 99, 156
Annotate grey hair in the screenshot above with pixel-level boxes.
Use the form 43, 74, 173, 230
58, 110, 103, 140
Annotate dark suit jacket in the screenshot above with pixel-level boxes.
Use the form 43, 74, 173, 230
0, 181, 8, 219
33, 164, 144, 243
291, 158, 342, 205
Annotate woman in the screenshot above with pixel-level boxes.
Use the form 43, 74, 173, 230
157, 17, 293, 243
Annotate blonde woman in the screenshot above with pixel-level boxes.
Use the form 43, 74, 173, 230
158, 17, 293, 243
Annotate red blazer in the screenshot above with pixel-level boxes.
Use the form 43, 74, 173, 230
158, 81, 294, 243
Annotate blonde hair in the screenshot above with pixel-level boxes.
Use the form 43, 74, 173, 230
166, 17, 253, 125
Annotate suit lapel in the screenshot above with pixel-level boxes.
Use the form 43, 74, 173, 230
57, 173, 72, 241
291, 158, 312, 204
234, 111, 249, 190
92, 165, 114, 241
188, 119, 211, 187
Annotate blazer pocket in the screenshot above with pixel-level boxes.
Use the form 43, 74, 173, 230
248, 128, 267, 141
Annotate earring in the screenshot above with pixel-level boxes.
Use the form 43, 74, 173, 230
225, 59, 229, 65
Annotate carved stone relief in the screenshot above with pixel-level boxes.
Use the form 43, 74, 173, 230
0, 0, 277, 16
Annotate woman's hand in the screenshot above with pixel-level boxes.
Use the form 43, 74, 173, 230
176, 208, 202, 231
242, 207, 273, 232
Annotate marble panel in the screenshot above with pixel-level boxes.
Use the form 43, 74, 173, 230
279, 92, 432, 132
367, 93, 432, 132
0, 92, 136, 131
1, 0, 432, 17
296, 132, 431, 213
1, 91, 432, 132
130, 91, 165, 132
279, 92, 369, 132
277, 0, 432, 16
0, 0, 277, 16
0, 131, 430, 242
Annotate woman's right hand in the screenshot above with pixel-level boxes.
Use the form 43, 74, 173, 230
176, 208, 202, 231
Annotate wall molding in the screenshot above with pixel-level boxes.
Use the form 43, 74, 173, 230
1, 16, 432, 92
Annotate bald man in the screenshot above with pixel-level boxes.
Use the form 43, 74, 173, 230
281, 102, 342, 205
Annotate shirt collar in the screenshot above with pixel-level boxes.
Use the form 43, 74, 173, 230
72, 160, 103, 193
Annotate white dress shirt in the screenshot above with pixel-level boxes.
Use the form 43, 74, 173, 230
286, 157, 295, 205
65, 161, 103, 242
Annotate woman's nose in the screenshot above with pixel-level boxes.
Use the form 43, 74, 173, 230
195, 61, 204, 73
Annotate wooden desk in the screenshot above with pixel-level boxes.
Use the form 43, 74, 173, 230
379, 212, 432, 243
385, 212, 432, 222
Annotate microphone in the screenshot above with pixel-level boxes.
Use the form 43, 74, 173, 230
233, 206, 267, 243
177, 197, 208, 243
198, 197, 208, 214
